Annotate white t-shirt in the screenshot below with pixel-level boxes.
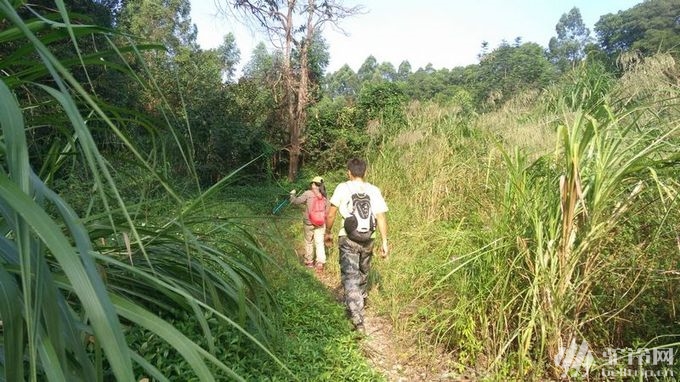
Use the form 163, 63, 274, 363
329, 180, 388, 236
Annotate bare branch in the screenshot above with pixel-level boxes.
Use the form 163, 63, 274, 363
218, 0, 362, 180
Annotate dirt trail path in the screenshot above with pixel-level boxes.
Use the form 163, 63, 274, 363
314, 269, 473, 381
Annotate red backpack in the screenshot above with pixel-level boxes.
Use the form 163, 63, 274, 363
308, 193, 326, 226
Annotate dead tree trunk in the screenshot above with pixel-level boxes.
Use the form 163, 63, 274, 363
225, 0, 362, 181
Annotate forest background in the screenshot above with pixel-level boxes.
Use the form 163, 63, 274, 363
1, 0, 679, 380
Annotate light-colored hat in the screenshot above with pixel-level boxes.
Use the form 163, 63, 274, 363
311, 176, 324, 184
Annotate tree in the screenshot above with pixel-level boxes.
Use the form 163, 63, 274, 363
595, 0, 680, 59
118, 0, 197, 54
357, 55, 379, 83
324, 64, 360, 98
116, 0, 199, 115
478, 41, 490, 60
406, 66, 446, 101
377, 61, 397, 82
475, 41, 557, 108
216, 32, 241, 82
356, 81, 407, 137
548, 7, 591, 72
422, 62, 436, 74
239, 43, 286, 175
116, 0, 266, 184
222, 0, 361, 181
243, 42, 276, 78
396, 60, 412, 82
302, 33, 330, 89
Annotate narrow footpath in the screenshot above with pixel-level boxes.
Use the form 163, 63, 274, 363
313, 268, 473, 381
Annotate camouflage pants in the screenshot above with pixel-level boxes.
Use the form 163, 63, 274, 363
338, 236, 373, 326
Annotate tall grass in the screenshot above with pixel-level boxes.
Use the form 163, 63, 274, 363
366, 56, 680, 380
509, 57, 678, 378
497, 100, 678, 377
0, 2, 288, 380
367, 100, 496, 372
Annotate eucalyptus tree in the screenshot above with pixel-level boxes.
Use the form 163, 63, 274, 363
548, 7, 591, 73
243, 41, 276, 78
116, 0, 252, 184
216, 32, 241, 82
234, 43, 283, 175
221, 0, 362, 181
396, 60, 412, 82
405, 66, 445, 100
422, 62, 436, 74
377, 61, 397, 82
324, 64, 360, 98
113, 0, 200, 176
118, 0, 197, 52
303, 32, 330, 91
116, 0, 199, 113
356, 80, 407, 138
357, 54, 379, 83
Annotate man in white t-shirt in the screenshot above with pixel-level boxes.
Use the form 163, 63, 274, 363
325, 158, 388, 334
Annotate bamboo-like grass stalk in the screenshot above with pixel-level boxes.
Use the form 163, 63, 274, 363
496, 75, 679, 378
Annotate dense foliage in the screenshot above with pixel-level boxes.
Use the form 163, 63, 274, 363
1, 0, 679, 380
595, 0, 680, 59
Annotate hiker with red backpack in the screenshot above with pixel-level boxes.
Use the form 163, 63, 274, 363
289, 176, 329, 273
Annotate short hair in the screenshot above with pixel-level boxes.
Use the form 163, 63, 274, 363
347, 158, 367, 178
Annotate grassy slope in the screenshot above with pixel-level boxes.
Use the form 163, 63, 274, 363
356, 60, 680, 380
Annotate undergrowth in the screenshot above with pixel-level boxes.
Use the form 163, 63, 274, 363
123, 185, 384, 381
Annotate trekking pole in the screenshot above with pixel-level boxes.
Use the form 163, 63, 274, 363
272, 197, 290, 215
273, 189, 296, 215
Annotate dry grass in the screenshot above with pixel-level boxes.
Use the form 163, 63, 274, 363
364, 55, 680, 380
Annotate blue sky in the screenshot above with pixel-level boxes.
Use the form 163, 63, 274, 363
190, 1, 642, 74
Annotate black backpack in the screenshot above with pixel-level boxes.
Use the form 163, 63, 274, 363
344, 191, 376, 243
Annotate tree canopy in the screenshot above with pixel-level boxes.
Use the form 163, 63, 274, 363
595, 0, 680, 58
549, 7, 591, 73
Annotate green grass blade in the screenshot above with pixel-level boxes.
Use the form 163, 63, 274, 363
0, 171, 135, 381
130, 351, 170, 382
36, 336, 68, 381
0, 266, 24, 382
0, 74, 40, 379
88, 251, 294, 379
110, 296, 224, 382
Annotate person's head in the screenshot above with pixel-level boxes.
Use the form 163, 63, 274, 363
310, 175, 327, 197
347, 158, 367, 179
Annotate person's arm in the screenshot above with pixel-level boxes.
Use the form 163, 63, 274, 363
289, 190, 308, 205
375, 212, 388, 258
324, 205, 338, 246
